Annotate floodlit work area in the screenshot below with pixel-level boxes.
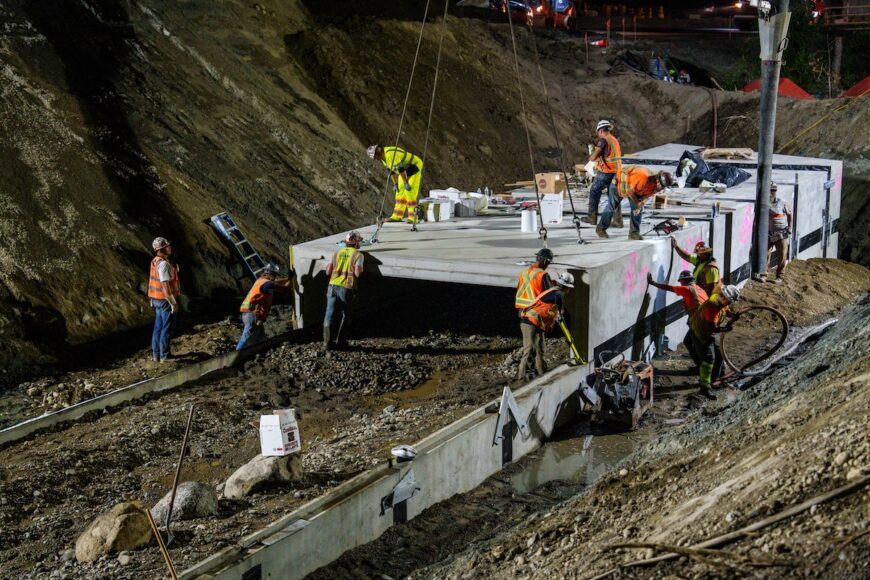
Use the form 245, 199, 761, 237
0, 1, 868, 580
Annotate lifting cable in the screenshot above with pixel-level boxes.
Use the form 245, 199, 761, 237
527, 26, 585, 245
421, 0, 450, 174
372, 0, 433, 242
504, 4, 548, 246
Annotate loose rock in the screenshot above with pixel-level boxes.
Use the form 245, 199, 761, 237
224, 453, 303, 499
150, 481, 218, 523
75, 501, 152, 563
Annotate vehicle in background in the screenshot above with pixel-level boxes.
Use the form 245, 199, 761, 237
490, 0, 576, 31
547, 0, 576, 31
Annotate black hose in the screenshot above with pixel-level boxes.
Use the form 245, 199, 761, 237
720, 305, 789, 377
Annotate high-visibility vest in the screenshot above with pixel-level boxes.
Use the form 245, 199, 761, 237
382, 147, 423, 176
683, 283, 707, 314
240, 276, 274, 320
595, 133, 622, 175
147, 256, 181, 300
616, 166, 657, 200
693, 260, 721, 297
689, 296, 727, 339
329, 246, 363, 289
515, 266, 547, 309
522, 287, 560, 331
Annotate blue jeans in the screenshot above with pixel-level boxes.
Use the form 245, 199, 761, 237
587, 171, 616, 215
599, 185, 642, 232
236, 312, 266, 350
323, 285, 353, 342
151, 300, 176, 360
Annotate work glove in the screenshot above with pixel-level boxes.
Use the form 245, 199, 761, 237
670, 236, 678, 248
647, 272, 653, 283
391, 183, 398, 193
170, 302, 178, 315
404, 181, 412, 191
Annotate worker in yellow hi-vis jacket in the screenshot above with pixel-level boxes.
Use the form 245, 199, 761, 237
368, 145, 424, 224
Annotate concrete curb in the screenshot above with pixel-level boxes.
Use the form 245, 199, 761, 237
180, 362, 589, 580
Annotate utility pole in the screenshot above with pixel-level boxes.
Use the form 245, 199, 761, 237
752, 0, 791, 281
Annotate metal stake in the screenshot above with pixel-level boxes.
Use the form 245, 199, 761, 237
164, 404, 195, 544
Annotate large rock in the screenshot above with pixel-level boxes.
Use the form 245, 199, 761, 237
75, 501, 152, 563
150, 481, 218, 524
224, 453, 303, 499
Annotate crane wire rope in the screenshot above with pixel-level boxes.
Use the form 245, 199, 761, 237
421, 0, 450, 174
504, 4, 548, 246
527, 26, 585, 245
372, 0, 433, 242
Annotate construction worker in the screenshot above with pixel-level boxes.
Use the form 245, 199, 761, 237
597, 167, 674, 240
581, 120, 623, 228
147, 237, 181, 363
764, 182, 793, 284
671, 239, 721, 297
515, 248, 554, 314
368, 145, 424, 224
236, 263, 293, 350
323, 231, 365, 350
687, 284, 741, 400
648, 270, 709, 368
517, 272, 575, 381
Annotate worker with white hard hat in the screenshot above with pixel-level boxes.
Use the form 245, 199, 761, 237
688, 284, 741, 400
236, 263, 294, 350
368, 145, 424, 226
763, 182, 792, 284
323, 231, 366, 350
582, 120, 624, 228
147, 237, 182, 363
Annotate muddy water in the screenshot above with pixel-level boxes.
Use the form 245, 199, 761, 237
511, 426, 652, 494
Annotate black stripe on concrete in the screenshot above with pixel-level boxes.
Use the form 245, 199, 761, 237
800, 228, 823, 252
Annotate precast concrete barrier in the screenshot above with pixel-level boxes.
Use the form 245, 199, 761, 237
181, 362, 590, 580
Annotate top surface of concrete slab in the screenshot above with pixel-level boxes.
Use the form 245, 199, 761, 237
627, 143, 840, 168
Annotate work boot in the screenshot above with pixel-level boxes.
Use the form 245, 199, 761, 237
580, 212, 597, 225
612, 208, 624, 229
322, 326, 332, 351
699, 384, 717, 400
596, 227, 609, 239
628, 231, 644, 241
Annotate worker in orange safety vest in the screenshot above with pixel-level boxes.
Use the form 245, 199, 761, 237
517, 272, 575, 382
582, 120, 623, 228
236, 263, 293, 350
597, 167, 674, 240
148, 237, 182, 362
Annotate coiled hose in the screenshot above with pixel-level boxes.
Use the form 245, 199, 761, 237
720, 305, 789, 378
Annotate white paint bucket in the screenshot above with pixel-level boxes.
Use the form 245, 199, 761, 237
521, 209, 537, 233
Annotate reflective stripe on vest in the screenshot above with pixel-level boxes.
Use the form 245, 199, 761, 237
329, 247, 362, 289
147, 257, 181, 300
515, 266, 545, 309
240, 277, 273, 319
694, 260, 720, 297
595, 133, 622, 174
523, 287, 560, 331
616, 166, 657, 199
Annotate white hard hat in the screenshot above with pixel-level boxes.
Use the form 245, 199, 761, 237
596, 119, 613, 131
720, 284, 741, 303
391, 444, 417, 462
152, 237, 171, 251
556, 272, 575, 288
345, 230, 363, 244
367, 145, 378, 159
262, 263, 280, 275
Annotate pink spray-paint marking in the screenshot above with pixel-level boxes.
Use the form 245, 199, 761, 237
624, 252, 650, 298
739, 204, 755, 247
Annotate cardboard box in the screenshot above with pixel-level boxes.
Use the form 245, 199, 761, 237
422, 199, 453, 222
259, 409, 301, 456
540, 193, 563, 225
535, 172, 567, 196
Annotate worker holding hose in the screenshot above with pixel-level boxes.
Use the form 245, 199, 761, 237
687, 284, 741, 400
671, 239, 721, 297
368, 145, 424, 225
517, 272, 574, 382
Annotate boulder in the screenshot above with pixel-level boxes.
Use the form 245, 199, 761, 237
75, 501, 152, 563
223, 453, 302, 499
150, 481, 218, 524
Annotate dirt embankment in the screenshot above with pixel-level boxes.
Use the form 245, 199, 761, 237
8, 0, 866, 379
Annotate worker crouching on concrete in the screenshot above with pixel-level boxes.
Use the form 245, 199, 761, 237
323, 231, 365, 350
236, 263, 293, 351
515, 248, 554, 378
687, 284, 741, 400
517, 272, 575, 382
148, 237, 181, 363
582, 120, 623, 228
671, 239, 721, 297
763, 182, 793, 284
368, 145, 424, 225
597, 168, 673, 240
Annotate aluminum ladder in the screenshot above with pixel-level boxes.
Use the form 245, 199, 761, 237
209, 212, 267, 281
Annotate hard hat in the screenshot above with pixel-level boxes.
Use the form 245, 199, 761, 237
678, 270, 694, 283
262, 263, 280, 275
391, 444, 417, 462
596, 119, 613, 131
769, 181, 778, 193
720, 284, 741, 303
657, 171, 675, 188
556, 272, 575, 288
152, 237, 171, 251
535, 248, 554, 263
366, 145, 378, 159
694, 241, 712, 255
345, 230, 363, 244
